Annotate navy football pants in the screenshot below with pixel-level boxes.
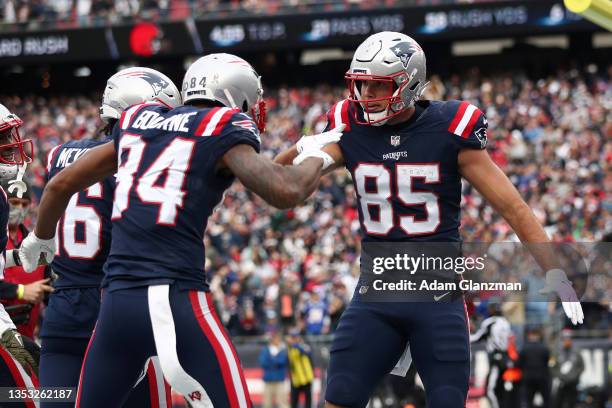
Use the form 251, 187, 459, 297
76, 284, 251, 408
40, 337, 170, 408
325, 294, 470, 408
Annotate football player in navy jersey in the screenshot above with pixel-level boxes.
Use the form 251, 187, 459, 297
275, 32, 583, 408
37, 67, 180, 408
19, 53, 342, 408
0, 103, 40, 403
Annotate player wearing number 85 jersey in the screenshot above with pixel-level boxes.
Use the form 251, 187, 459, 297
20, 53, 342, 408
275, 31, 583, 408
37, 67, 179, 408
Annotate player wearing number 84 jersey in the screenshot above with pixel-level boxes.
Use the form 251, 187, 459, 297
276, 31, 583, 408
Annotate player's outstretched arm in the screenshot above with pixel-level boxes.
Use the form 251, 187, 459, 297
273, 145, 298, 166
459, 149, 549, 245
19, 142, 117, 273
35, 141, 117, 239
223, 144, 324, 209
459, 148, 583, 325
275, 143, 344, 176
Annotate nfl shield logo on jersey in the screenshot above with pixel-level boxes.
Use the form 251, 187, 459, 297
390, 135, 401, 146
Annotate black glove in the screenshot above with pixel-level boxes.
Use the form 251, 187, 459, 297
0, 329, 37, 377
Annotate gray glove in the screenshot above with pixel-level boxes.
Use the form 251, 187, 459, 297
0, 329, 37, 377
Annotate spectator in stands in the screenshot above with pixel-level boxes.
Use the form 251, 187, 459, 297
301, 291, 328, 335
277, 277, 299, 331
259, 331, 289, 408
551, 330, 584, 408
286, 329, 313, 408
0, 181, 53, 338
519, 326, 551, 408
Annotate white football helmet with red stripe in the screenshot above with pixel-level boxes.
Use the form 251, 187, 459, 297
0, 104, 33, 181
181, 53, 266, 132
346, 31, 428, 126
100, 67, 181, 124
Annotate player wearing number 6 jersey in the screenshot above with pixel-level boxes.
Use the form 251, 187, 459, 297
38, 67, 179, 408
276, 32, 583, 408
19, 53, 341, 408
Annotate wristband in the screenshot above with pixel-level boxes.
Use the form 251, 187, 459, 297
16, 284, 24, 300
293, 150, 335, 170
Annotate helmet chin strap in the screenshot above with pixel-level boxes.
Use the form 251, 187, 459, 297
357, 85, 408, 126
7, 162, 27, 198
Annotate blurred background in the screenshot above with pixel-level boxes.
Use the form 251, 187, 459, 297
0, 0, 610, 406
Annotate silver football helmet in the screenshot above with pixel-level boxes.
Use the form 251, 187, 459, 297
182, 53, 266, 132
346, 31, 428, 126
0, 104, 32, 181
99, 67, 182, 123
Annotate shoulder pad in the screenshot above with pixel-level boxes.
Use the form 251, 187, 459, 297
325, 99, 352, 131
193, 107, 239, 137
445, 100, 484, 138
46, 144, 62, 174
194, 108, 260, 141
445, 100, 488, 149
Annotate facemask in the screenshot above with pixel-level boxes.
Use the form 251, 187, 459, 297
8, 207, 27, 226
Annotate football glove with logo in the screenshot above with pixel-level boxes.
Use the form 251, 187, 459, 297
0, 329, 37, 377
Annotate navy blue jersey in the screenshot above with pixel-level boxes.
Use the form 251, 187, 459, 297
46, 139, 115, 288
104, 103, 260, 291
330, 99, 487, 242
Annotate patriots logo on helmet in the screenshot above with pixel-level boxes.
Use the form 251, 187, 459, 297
390, 42, 419, 69
150, 78, 168, 96
118, 71, 169, 96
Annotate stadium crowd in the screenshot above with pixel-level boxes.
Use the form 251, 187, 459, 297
0, 63, 609, 344
0, 0, 502, 29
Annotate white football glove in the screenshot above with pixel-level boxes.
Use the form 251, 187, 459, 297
296, 124, 345, 154
18, 233, 56, 273
539, 269, 584, 325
